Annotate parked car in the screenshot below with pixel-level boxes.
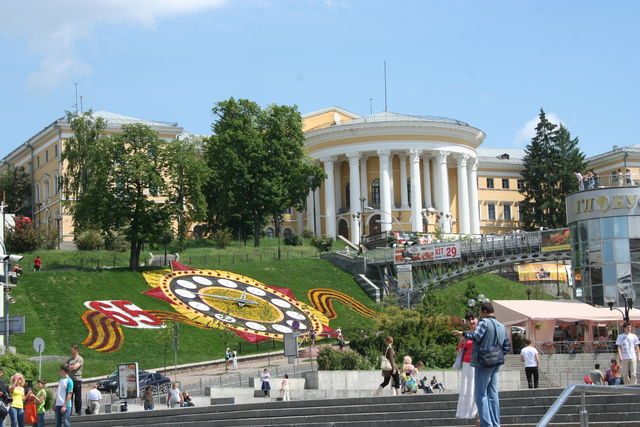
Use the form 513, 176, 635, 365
97, 370, 169, 395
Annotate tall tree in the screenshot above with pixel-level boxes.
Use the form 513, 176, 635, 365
0, 166, 31, 215
205, 98, 325, 247
519, 109, 586, 230
64, 120, 207, 270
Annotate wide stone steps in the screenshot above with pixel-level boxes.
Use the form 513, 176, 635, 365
49, 387, 640, 426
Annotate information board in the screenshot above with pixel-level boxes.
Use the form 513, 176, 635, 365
118, 362, 139, 399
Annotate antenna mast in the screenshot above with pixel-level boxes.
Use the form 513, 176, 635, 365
74, 82, 78, 115
369, 98, 373, 115
384, 61, 388, 112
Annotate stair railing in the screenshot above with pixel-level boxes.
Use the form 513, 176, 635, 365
538, 383, 640, 427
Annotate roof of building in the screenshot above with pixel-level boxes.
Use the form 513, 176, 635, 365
90, 111, 178, 128
344, 111, 470, 127
477, 147, 526, 160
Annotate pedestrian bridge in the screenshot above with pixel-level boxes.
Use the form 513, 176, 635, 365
362, 229, 571, 292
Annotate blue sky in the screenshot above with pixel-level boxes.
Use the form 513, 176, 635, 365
1, 0, 638, 158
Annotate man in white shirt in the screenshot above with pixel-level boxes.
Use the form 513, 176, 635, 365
520, 338, 540, 388
616, 322, 640, 384
87, 384, 102, 414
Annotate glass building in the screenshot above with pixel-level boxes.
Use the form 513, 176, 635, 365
567, 186, 640, 307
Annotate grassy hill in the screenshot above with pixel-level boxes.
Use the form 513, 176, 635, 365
10, 257, 377, 382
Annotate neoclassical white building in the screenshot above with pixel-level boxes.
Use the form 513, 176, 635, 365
292, 107, 525, 244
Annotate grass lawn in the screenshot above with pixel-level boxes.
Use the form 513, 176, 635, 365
10, 258, 378, 382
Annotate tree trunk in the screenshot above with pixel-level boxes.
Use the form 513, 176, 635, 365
129, 239, 142, 270
253, 213, 261, 247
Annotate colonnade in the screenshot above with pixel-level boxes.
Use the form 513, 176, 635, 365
311, 150, 480, 244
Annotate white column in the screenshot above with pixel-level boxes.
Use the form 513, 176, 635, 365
314, 187, 321, 233
322, 157, 336, 237
306, 191, 316, 234
421, 153, 432, 208
378, 150, 392, 232
434, 150, 451, 233
399, 154, 409, 208
468, 157, 480, 235
389, 155, 396, 208
347, 152, 361, 244
334, 161, 342, 211
410, 149, 423, 232
432, 153, 441, 211
360, 157, 368, 205
456, 155, 470, 235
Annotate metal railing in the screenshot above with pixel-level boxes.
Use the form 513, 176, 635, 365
538, 383, 640, 427
576, 174, 640, 191
536, 340, 616, 355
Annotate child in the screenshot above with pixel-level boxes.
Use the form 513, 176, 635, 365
261, 368, 271, 397
280, 374, 290, 401
589, 364, 604, 385
430, 375, 445, 392
232, 351, 238, 370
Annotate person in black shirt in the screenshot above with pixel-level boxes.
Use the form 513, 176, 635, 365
0, 366, 11, 422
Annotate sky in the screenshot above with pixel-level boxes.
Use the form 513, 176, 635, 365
1, 0, 638, 158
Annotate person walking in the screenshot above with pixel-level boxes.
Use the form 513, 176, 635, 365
8, 373, 26, 427
454, 302, 511, 427
589, 364, 604, 385
86, 384, 101, 414
373, 336, 400, 396
0, 366, 11, 425
616, 322, 640, 385
65, 345, 84, 416
54, 365, 73, 427
167, 383, 182, 408
455, 312, 478, 422
520, 339, 540, 389
142, 386, 154, 410
280, 374, 290, 401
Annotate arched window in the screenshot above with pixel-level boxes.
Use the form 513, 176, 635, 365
265, 227, 275, 238
283, 228, 293, 238
371, 179, 380, 205
345, 183, 350, 208
43, 178, 50, 201
35, 184, 40, 203
338, 219, 349, 240
53, 173, 59, 195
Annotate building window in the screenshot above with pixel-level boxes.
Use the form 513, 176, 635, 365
503, 204, 511, 221
502, 178, 509, 189
517, 179, 524, 190
36, 156, 40, 169
45, 150, 49, 163
486, 178, 494, 189
35, 184, 40, 203
488, 204, 496, 220
371, 179, 380, 205
43, 179, 50, 200
53, 174, 59, 195
55, 144, 59, 158
518, 204, 525, 221
345, 183, 350, 208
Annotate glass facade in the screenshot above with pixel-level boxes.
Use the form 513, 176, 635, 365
570, 215, 640, 307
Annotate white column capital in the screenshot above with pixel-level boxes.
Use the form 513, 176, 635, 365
433, 150, 448, 164
456, 154, 469, 167
346, 152, 361, 162
377, 149, 391, 159
469, 156, 478, 170
409, 149, 422, 161
398, 152, 408, 160
320, 156, 336, 164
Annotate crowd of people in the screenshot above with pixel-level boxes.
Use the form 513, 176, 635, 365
576, 168, 637, 190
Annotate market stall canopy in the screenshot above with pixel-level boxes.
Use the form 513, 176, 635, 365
493, 300, 640, 326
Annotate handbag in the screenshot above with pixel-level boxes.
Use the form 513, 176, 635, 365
25, 402, 37, 424
0, 400, 8, 418
380, 347, 392, 371
477, 319, 505, 368
452, 347, 464, 370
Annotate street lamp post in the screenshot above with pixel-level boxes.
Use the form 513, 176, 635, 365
604, 285, 635, 322
467, 293, 489, 316
352, 196, 367, 250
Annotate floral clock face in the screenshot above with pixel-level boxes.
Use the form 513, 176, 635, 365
156, 270, 324, 339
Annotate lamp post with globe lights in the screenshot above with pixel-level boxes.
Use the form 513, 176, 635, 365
468, 293, 489, 316
604, 285, 635, 323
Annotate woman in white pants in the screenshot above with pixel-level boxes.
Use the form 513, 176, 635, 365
455, 312, 478, 423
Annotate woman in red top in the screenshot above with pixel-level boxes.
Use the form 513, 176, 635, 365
456, 312, 478, 422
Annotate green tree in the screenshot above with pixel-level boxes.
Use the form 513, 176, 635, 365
0, 166, 31, 215
205, 98, 325, 247
519, 109, 586, 230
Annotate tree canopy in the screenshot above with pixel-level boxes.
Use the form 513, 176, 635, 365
63, 114, 207, 269
204, 98, 325, 247
0, 165, 31, 215
519, 109, 586, 230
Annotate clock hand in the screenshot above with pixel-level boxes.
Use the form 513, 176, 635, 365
194, 292, 259, 305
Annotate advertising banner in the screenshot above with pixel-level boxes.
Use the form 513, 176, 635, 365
517, 263, 568, 282
396, 264, 413, 292
540, 228, 570, 252
118, 362, 139, 399
394, 241, 461, 264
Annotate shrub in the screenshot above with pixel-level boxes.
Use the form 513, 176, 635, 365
316, 346, 371, 370
310, 235, 334, 252
104, 232, 128, 252
5, 217, 43, 252
301, 229, 314, 239
41, 227, 60, 250
210, 228, 232, 249
0, 354, 38, 382
75, 229, 104, 251
283, 234, 303, 246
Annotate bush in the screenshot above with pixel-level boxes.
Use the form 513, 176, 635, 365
75, 229, 104, 250
41, 227, 60, 250
301, 229, 314, 239
283, 234, 303, 246
0, 354, 38, 383
316, 346, 372, 370
104, 232, 128, 252
210, 228, 232, 249
310, 235, 334, 252
5, 217, 43, 252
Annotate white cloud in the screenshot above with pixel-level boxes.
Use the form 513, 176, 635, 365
513, 112, 563, 147
0, 0, 228, 92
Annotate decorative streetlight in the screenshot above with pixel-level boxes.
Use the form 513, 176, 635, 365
468, 293, 489, 315
366, 206, 404, 233
352, 196, 367, 250
604, 284, 635, 323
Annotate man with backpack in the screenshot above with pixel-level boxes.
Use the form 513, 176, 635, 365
454, 302, 511, 427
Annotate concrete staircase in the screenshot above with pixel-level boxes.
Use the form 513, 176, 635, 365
503, 354, 556, 388
50, 386, 640, 426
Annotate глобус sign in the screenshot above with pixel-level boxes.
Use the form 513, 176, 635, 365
566, 187, 640, 224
